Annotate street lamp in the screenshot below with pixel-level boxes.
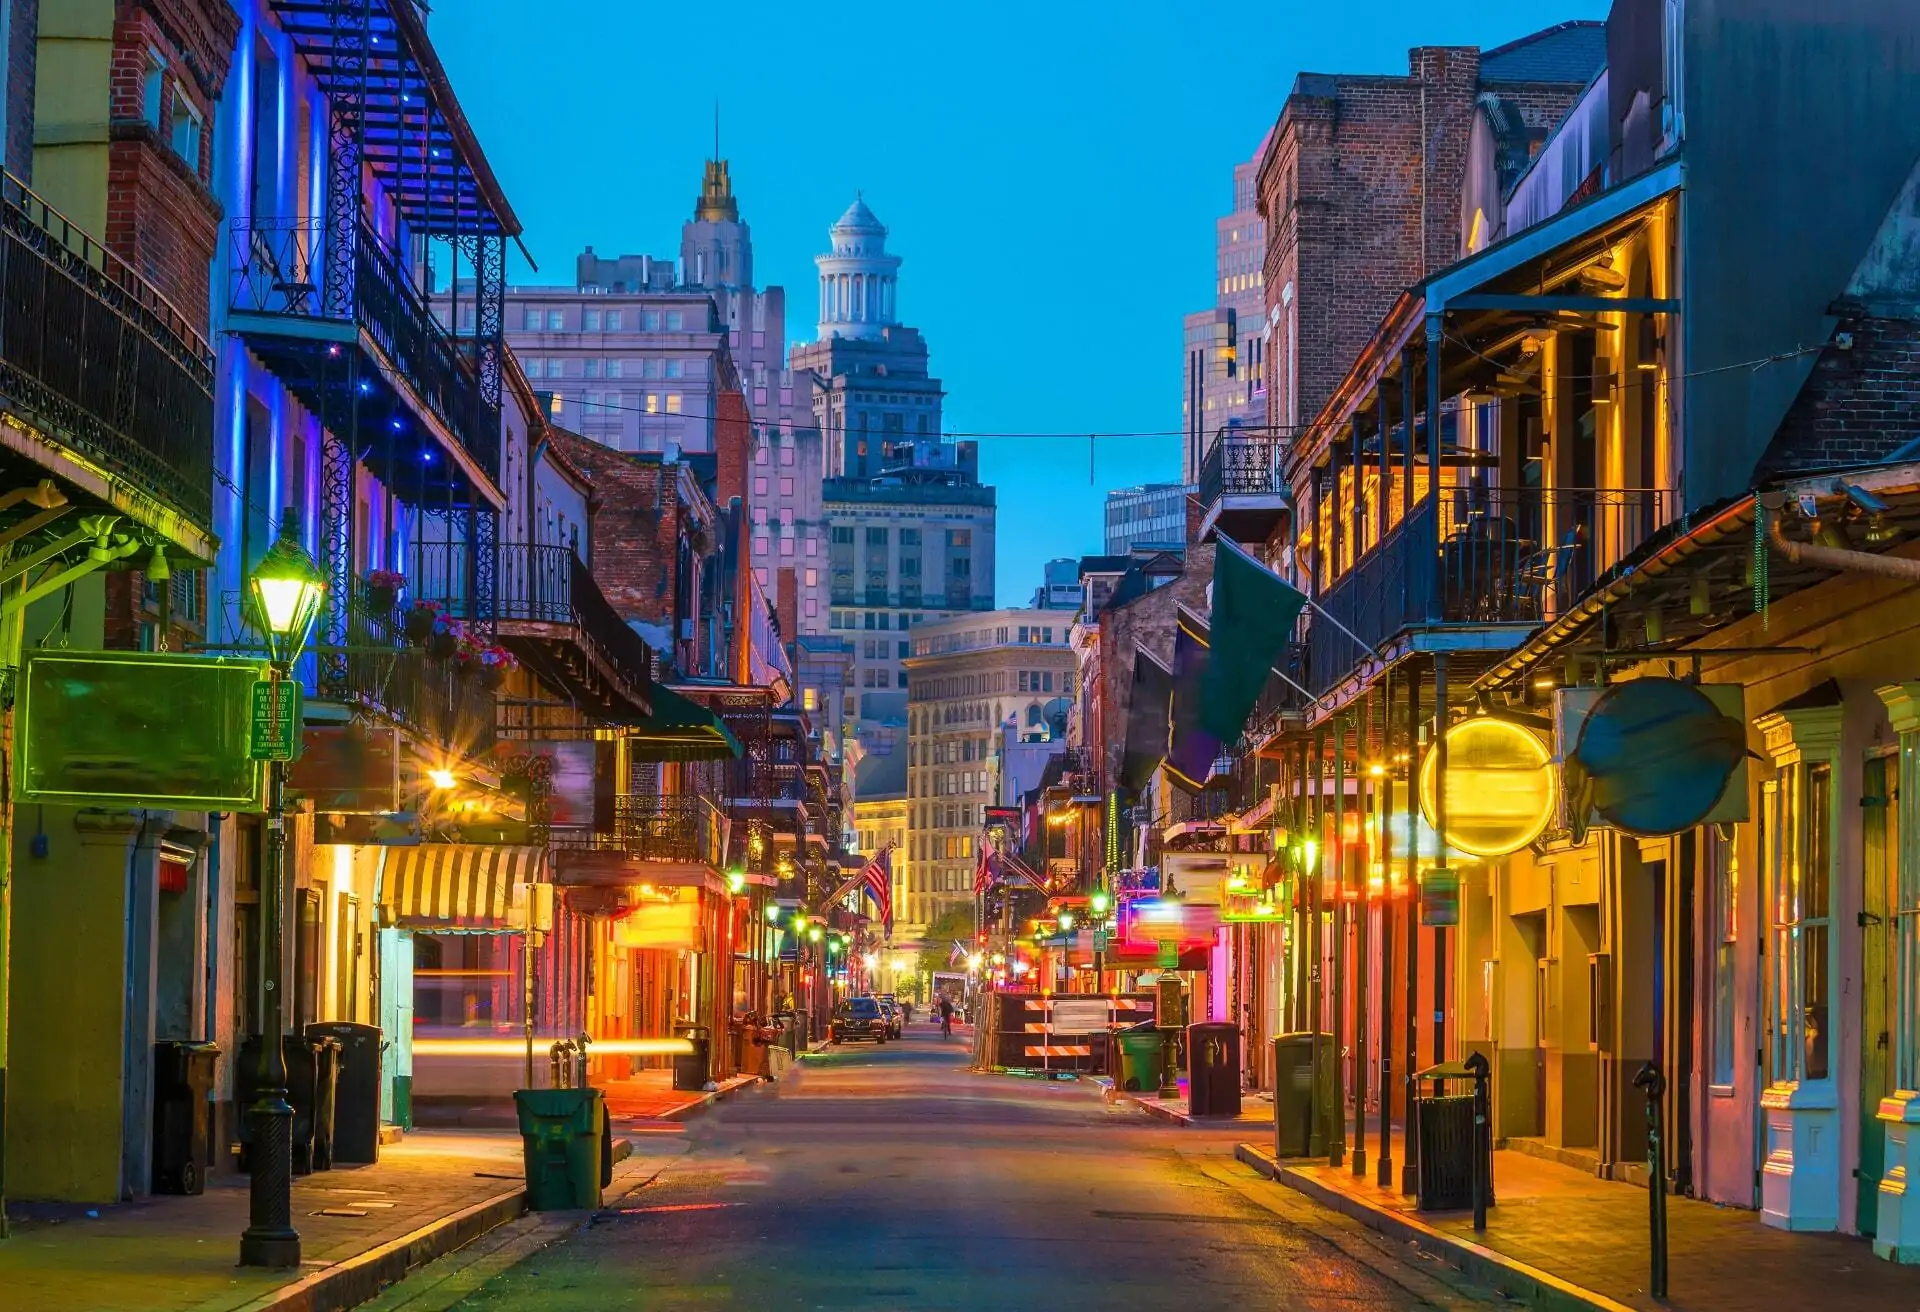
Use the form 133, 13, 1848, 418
240, 520, 325, 1269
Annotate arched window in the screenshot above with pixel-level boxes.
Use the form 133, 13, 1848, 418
1027, 704, 1043, 727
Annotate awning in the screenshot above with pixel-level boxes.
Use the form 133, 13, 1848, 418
627, 684, 744, 762
379, 844, 544, 931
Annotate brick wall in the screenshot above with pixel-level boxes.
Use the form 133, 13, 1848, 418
1094, 544, 1215, 793
1258, 48, 1588, 444
549, 427, 683, 635
105, 0, 237, 332
714, 386, 750, 515
1758, 310, 1920, 478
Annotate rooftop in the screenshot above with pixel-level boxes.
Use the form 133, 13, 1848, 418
1478, 20, 1608, 85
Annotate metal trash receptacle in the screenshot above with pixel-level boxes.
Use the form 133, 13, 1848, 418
237, 1036, 321, 1175
673, 1024, 712, 1092
1115, 1023, 1164, 1093
1270, 1033, 1335, 1157
152, 1041, 220, 1194
1416, 1093, 1476, 1210
309, 1035, 341, 1171
307, 1022, 382, 1164
1187, 1022, 1242, 1117
514, 1087, 605, 1210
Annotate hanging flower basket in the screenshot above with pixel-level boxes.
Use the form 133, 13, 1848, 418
404, 599, 441, 644
367, 569, 406, 614
427, 622, 459, 661
477, 644, 517, 691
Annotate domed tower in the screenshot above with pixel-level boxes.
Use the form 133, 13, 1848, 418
816, 194, 902, 341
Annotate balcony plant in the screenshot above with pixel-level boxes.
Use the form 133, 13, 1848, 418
366, 569, 406, 613
448, 627, 490, 680
477, 643, 518, 691
403, 598, 442, 644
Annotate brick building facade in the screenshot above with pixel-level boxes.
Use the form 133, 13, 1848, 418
1255, 26, 1604, 439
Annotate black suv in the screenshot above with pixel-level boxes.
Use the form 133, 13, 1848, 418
830, 996, 889, 1044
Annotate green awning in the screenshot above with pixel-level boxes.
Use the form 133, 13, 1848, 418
626, 684, 743, 762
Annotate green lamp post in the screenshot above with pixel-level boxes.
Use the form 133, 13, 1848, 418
239, 518, 326, 1269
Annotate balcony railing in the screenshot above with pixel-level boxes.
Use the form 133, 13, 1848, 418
1198, 434, 1285, 508
1304, 486, 1673, 697
412, 542, 653, 692
318, 578, 496, 756
0, 172, 213, 528
228, 217, 497, 482
555, 794, 725, 868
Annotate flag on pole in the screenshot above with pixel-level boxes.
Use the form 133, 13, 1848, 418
860, 844, 894, 935
974, 837, 997, 895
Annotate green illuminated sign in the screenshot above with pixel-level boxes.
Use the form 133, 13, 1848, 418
16, 650, 268, 810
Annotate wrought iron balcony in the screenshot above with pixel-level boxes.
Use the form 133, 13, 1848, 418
0, 172, 214, 532
562, 794, 726, 868
408, 541, 653, 722
316, 579, 497, 757
227, 217, 499, 484
1197, 433, 1289, 544
1303, 486, 1673, 697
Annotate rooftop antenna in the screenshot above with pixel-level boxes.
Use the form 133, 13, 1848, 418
714, 100, 720, 160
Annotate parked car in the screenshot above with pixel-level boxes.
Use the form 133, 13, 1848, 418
875, 996, 903, 1038
830, 996, 888, 1044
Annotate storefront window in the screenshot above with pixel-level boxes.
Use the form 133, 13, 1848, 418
1769, 763, 1832, 1084
1711, 830, 1738, 1087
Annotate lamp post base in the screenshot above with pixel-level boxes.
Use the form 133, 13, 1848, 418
239, 1097, 302, 1268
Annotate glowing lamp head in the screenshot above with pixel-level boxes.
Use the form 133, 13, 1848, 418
807, 925, 823, 942
249, 519, 327, 666
764, 903, 783, 923
726, 869, 746, 894
1089, 890, 1111, 915
427, 768, 458, 791
1056, 909, 1075, 932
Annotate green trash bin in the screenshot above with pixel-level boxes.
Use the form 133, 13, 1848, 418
514, 1088, 606, 1210
1115, 1026, 1165, 1093
1272, 1032, 1336, 1158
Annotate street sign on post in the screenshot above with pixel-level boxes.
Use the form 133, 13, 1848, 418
1421, 867, 1460, 927
249, 680, 300, 762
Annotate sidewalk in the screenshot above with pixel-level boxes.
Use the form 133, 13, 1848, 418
599, 1070, 763, 1124
1098, 1077, 1277, 1129
0, 1130, 547, 1312
1239, 1130, 1920, 1312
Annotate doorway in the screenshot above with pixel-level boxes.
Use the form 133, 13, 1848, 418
1860, 752, 1897, 1235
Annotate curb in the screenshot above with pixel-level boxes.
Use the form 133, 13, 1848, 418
656, 1077, 770, 1123
1092, 1076, 1197, 1125
1233, 1143, 1635, 1312
232, 1185, 528, 1312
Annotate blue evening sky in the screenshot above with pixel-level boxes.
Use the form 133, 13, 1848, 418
432, 0, 1606, 605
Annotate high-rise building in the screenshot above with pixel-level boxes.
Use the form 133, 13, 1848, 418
1104, 482, 1192, 553
1030, 558, 1084, 611
1183, 133, 1271, 484
903, 611, 1075, 927
491, 158, 824, 621
789, 198, 945, 478
792, 196, 994, 734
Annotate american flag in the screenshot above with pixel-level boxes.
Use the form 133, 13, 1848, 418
974, 838, 997, 895
860, 845, 894, 935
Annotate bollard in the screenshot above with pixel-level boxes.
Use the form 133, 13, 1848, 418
575, 1033, 593, 1089
1633, 1061, 1668, 1300
1466, 1051, 1491, 1233
547, 1040, 573, 1090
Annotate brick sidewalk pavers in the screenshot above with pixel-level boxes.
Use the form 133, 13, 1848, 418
0, 1130, 531, 1312
1242, 1131, 1920, 1312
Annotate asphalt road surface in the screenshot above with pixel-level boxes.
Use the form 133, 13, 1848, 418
385, 1020, 1502, 1311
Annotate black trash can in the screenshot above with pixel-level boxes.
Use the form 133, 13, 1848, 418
236, 1036, 323, 1174
309, 1035, 342, 1171
152, 1040, 220, 1194
1415, 1092, 1476, 1210
308, 1022, 382, 1164
1186, 1022, 1242, 1118
673, 1024, 712, 1092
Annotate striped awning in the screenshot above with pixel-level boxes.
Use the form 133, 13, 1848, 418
378, 844, 545, 931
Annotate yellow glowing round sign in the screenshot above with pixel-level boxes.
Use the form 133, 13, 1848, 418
1418, 718, 1557, 858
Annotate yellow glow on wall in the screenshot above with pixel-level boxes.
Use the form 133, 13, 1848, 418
1418, 718, 1557, 858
